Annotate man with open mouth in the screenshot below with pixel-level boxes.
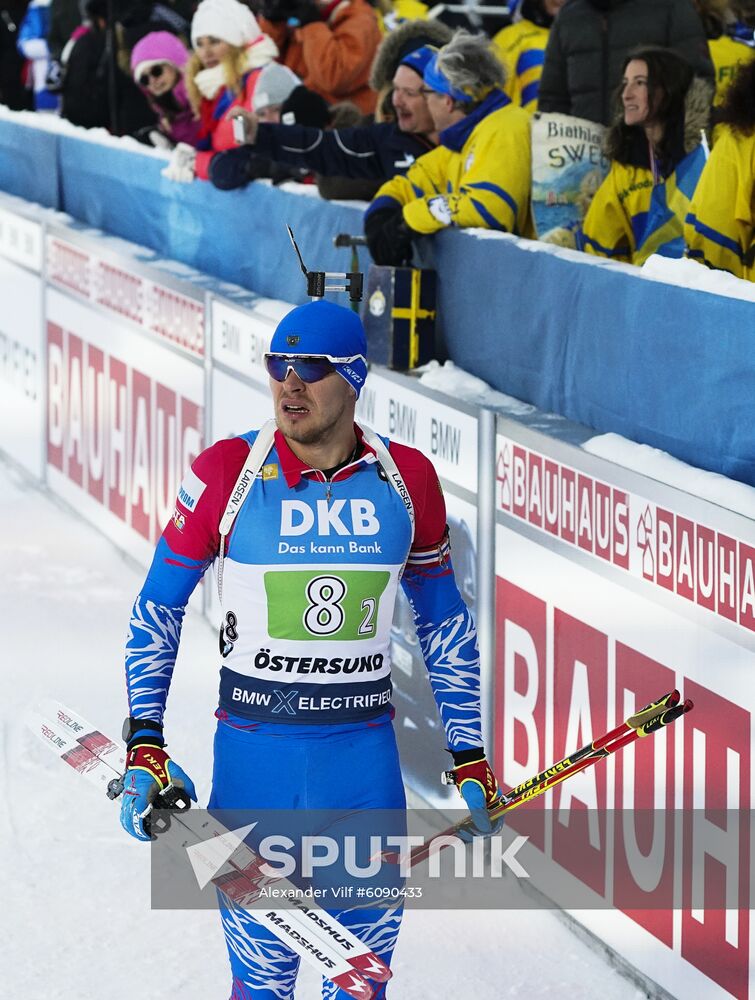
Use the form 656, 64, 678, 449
117, 297, 501, 997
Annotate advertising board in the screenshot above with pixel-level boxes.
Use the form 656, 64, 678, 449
494, 418, 755, 999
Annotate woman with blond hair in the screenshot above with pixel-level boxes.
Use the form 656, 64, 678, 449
162, 0, 278, 181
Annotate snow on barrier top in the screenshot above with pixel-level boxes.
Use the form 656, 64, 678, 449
0, 110, 754, 488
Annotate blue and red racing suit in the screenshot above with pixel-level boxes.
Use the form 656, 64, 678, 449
125, 423, 484, 998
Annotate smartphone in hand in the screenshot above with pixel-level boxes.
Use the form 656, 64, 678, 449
232, 116, 247, 145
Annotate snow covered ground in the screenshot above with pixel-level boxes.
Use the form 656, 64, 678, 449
0, 459, 648, 1000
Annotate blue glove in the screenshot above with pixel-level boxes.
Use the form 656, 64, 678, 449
119, 740, 197, 842
450, 749, 504, 837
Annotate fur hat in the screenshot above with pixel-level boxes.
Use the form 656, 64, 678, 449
191, 0, 261, 48
369, 17, 453, 91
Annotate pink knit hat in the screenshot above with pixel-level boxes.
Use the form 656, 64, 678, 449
131, 31, 190, 83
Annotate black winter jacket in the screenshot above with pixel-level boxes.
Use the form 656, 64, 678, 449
538, 0, 714, 125
0, 1, 33, 110
61, 28, 155, 135
211, 120, 435, 189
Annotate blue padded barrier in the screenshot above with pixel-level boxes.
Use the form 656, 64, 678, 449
429, 229, 755, 486
0, 115, 60, 208
56, 133, 365, 302
1, 113, 753, 486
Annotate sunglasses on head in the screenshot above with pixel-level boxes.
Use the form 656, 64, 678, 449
264, 353, 363, 384
138, 64, 167, 87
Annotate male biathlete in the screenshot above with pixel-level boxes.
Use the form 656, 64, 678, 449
118, 299, 501, 997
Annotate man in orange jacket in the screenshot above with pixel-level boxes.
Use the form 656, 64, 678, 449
259, 0, 381, 113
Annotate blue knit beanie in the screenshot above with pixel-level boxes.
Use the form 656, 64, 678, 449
399, 44, 437, 78
269, 300, 368, 398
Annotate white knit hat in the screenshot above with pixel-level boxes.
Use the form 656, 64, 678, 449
191, 0, 261, 48
252, 63, 301, 112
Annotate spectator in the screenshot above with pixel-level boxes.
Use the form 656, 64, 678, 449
579, 46, 711, 264
165, 0, 194, 24
258, 0, 381, 113
685, 57, 755, 279
368, 14, 451, 112
131, 30, 201, 145
163, 0, 278, 181
313, 97, 383, 198
48, 0, 189, 90
538, 0, 714, 126
17, 0, 59, 109
431, 0, 510, 35
492, 0, 565, 112
379, 0, 431, 32
60, 0, 156, 132
1, 0, 34, 109
218, 81, 384, 197
364, 30, 534, 266
116, 0, 189, 51
210, 74, 325, 188
214, 38, 440, 190
47, 0, 80, 89
694, 0, 755, 103
268, 79, 331, 127
211, 78, 381, 195
249, 59, 300, 120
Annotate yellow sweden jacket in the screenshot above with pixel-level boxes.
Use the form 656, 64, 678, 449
578, 78, 710, 266
708, 35, 755, 105
368, 90, 534, 237
685, 124, 755, 281
493, 18, 549, 112
579, 162, 655, 263
579, 147, 706, 266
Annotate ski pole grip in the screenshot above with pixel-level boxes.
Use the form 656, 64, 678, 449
155, 784, 193, 813
106, 775, 125, 800
641, 699, 693, 736
144, 785, 193, 838
441, 769, 457, 786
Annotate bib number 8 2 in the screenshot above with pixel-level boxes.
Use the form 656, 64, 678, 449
303, 576, 347, 635
303, 576, 378, 637
265, 569, 388, 641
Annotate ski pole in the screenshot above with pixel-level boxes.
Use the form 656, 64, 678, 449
469, 688, 685, 811
385, 689, 693, 869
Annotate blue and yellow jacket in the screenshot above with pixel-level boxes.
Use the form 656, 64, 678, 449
365, 89, 535, 237
578, 77, 711, 265
685, 124, 755, 282
579, 147, 708, 265
493, 17, 549, 112
708, 33, 755, 105
379, 0, 430, 33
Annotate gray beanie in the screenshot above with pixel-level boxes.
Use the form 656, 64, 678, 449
252, 63, 302, 112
